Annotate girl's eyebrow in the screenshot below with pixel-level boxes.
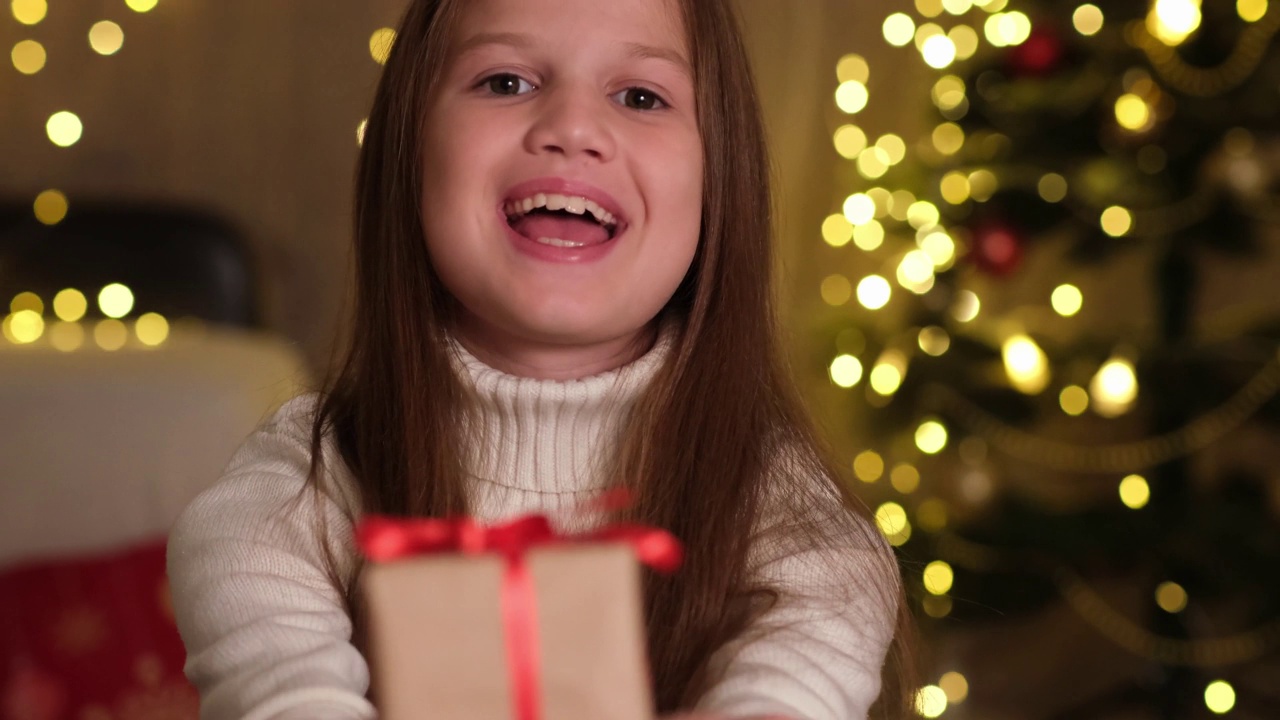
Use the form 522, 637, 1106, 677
455, 31, 691, 80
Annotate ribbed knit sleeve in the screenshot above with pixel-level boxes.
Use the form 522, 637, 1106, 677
166, 396, 376, 720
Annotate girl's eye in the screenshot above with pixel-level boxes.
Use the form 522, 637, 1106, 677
483, 73, 534, 96
612, 87, 667, 111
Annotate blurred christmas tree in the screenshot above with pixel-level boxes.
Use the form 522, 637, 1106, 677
818, 1, 1280, 716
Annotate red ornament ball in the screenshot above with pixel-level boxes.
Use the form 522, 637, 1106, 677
1007, 25, 1065, 77
970, 221, 1025, 276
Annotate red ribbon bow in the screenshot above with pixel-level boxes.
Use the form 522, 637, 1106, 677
356, 501, 682, 720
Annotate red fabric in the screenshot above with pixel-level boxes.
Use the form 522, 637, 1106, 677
0, 539, 197, 720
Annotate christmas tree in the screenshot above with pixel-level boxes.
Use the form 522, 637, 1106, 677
817, 1, 1280, 716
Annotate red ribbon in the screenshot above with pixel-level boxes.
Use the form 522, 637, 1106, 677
356, 504, 682, 720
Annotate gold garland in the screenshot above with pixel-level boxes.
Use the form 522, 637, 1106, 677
1132, 10, 1280, 98
923, 349, 1280, 474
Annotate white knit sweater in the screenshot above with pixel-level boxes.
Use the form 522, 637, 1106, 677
166, 321, 895, 720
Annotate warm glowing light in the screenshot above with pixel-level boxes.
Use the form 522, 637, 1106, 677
835, 80, 869, 114
843, 193, 877, 225
822, 214, 853, 247
1156, 581, 1188, 613
125, 0, 158, 12
821, 274, 853, 306
883, 13, 916, 46
952, 290, 980, 322
856, 147, 890, 179
34, 189, 68, 225
1149, 0, 1202, 46
1060, 385, 1089, 415
370, 28, 397, 65
854, 451, 884, 483
986, 11, 1033, 46
9, 310, 44, 343
890, 190, 916, 221
867, 187, 892, 217
940, 172, 971, 204
897, 250, 936, 294
916, 685, 948, 718
942, 0, 973, 13
932, 123, 965, 156
94, 318, 128, 350
919, 231, 956, 266
1003, 334, 1050, 394
876, 134, 907, 165
135, 312, 169, 346
891, 464, 920, 494
1052, 284, 1083, 316
829, 354, 864, 388
1204, 681, 1235, 714
833, 124, 868, 159
53, 289, 87, 322
950, 25, 980, 60
875, 502, 909, 536
939, 672, 969, 703
47, 111, 84, 147
1115, 93, 1152, 131
357, 118, 368, 146
857, 275, 892, 310
1101, 206, 1133, 236
1119, 474, 1151, 509
906, 201, 941, 230
917, 0, 944, 16
968, 169, 998, 201
918, 326, 951, 356
916, 420, 948, 454
923, 595, 952, 617
10, 292, 42, 314
917, 498, 948, 532
1239, 0, 1268, 22
98, 283, 135, 319
11, 39, 46, 74
932, 76, 966, 111
1038, 173, 1068, 202
923, 561, 954, 595
836, 54, 870, 83
1074, 4, 1105, 35
49, 321, 84, 352
89, 20, 125, 55
922, 35, 957, 68
12, 0, 46, 24
1091, 357, 1138, 417
870, 350, 907, 395
853, 221, 885, 251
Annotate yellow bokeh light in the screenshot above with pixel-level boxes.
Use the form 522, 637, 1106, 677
891, 463, 920, 494
1060, 385, 1090, 416
923, 560, 954, 595
1204, 680, 1235, 714
1003, 334, 1051, 394
923, 595, 952, 617
897, 250, 936, 294
53, 289, 87, 322
10, 291, 42, 314
1238, 0, 1268, 22
34, 189, 68, 225
952, 290, 980, 322
829, 354, 864, 388
49, 321, 84, 352
821, 274, 853, 306
47, 111, 84, 148
854, 450, 884, 483
857, 275, 892, 310
1052, 283, 1084, 316
870, 363, 904, 396
920, 232, 957, 267
918, 326, 951, 356
939, 671, 969, 703
917, 498, 948, 532
916, 0, 944, 16
933, 123, 965, 155
1091, 357, 1138, 417
843, 193, 877, 225
1115, 93, 1152, 131
968, 169, 998, 201
868, 188, 892, 218
1074, 4, 1105, 35
1149, 0, 1202, 46
916, 685, 948, 719
98, 283, 135, 319
12, 0, 46, 24
950, 25, 980, 60
1155, 581, 1188, 613
916, 420, 948, 454
89, 20, 125, 55
1, 315, 14, 344
940, 171, 971, 204
1038, 172, 1068, 203
876, 134, 907, 165
11, 39, 46, 74
822, 214, 853, 247
1101, 206, 1133, 236
915, 22, 945, 52
94, 318, 128, 350
875, 502, 908, 536
9, 309, 44, 343
135, 312, 169, 346
932, 76, 966, 111
906, 200, 940, 229
369, 27, 396, 65
883, 13, 916, 46
835, 80, 869, 114
836, 53, 870, 84
922, 35, 958, 69
853, 221, 885, 251
943, 0, 973, 13
1119, 474, 1151, 509
833, 124, 868, 159
856, 147, 890, 179
125, 0, 158, 12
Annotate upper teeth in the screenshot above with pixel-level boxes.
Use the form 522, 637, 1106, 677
505, 193, 618, 228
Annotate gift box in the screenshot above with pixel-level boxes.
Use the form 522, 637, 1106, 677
357, 513, 681, 720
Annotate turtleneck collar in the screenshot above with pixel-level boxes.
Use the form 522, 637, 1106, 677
446, 315, 680, 495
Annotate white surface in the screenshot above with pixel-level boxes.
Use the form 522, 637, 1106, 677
0, 324, 310, 564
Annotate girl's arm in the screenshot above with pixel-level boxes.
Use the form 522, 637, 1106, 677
166, 396, 376, 720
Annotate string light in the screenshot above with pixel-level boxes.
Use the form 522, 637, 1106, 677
853, 450, 885, 483
34, 189, 68, 225
836, 53, 870, 83
9, 310, 44, 344
875, 502, 912, 546
1073, 4, 1105, 36
1060, 385, 1090, 415
924, 560, 954, 595
1038, 173, 1068, 202
833, 124, 868, 159
883, 13, 916, 47
870, 349, 908, 395
1149, 0, 1202, 47
98, 283, 135, 319
891, 463, 921, 493
1051, 284, 1083, 316
835, 80, 869, 114
1002, 334, 1051, 394
940, 171, 970, 203
916, 498, 948, 531
11, 0, 46, 25
985, 11, 1033, 46
94, 319, 128, 351
915, 685, 948, 718
875, 134, 907, 165
125, 0, 159, 12
89, 21, 125, 55
821, 274, 853, 306
916, 0, 944, 17
918, 326, 950, 356
135, 313, 169, 346
897, 250, 936, 294
939, 671, 969, 703
1205, 681, 1236, 714
856, 147, 890, 178
11, 39, 46, 74
369, 28, 396, 65
53, 289, 87, 322
1091, 356, 1139, 417
1119, 474, 1151, 509
46, 112, 84, 148
1115, 93, 1153, 132
822, 214, 854, 247
10, 292, 42, 315
843, 193, 876, 225
968, 169, 998, 201
852, 220, 885, 251
922, 34, 958, 69
919, 231, 956, 266
949, 25, 980, 60
49, 322, 84, 352
856, 275, 892, 310
1156, 582, 1188, 613
1238, 0, 1268, 23
952, 290, 980, 322
916, 420, 949, 454
942, 0, 974, 15
1101, 205, 1133, 236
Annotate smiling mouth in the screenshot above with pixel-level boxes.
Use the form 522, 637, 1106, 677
503, 192, 621, 247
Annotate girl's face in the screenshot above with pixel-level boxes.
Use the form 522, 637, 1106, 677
421, 0, 702, 378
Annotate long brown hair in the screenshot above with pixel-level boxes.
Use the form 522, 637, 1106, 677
306, 0, 918, 715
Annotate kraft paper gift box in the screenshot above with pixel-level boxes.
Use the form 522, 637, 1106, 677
361, 541, 657, 720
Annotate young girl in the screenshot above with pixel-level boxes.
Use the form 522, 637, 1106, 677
166, 0, 917, 718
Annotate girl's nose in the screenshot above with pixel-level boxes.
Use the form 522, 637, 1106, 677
522, 86, 617, 163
